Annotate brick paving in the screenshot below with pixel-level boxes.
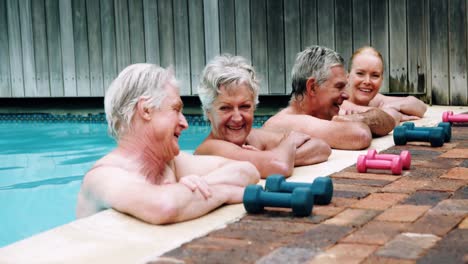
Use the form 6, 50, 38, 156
155, 125, 468, 264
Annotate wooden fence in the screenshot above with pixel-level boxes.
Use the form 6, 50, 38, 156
0, 0, 466, 105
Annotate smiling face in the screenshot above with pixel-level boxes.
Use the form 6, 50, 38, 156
207, 83, 255, 146
348, 52, 384, 106
313, 65, 349, 120
150, 84, 188, 158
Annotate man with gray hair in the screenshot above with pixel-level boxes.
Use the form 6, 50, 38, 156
77, 63, 260, 224
263, 46, 395, 150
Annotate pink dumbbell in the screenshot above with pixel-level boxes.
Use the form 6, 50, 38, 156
366, 149, 411, 170
442, 111, 468, 123
357, 155, 403, 175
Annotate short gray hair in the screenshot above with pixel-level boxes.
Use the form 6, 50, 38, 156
290, 46, 344, 100
104, 63, 177, 139
198, 54, 260, 120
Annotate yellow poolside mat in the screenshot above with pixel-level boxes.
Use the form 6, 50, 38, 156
0, 105, 466, 264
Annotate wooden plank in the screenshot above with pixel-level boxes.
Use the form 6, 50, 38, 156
317, 0, 334, 49
158, 0, 175, 68
429, 0, 449, 105
407, 0, 426, 94
352, 0, 370, 49
284, 0, 300, 94
7, 0, 23, 97
188, 0, 205, 94
203, 0, 220, 62
31, 0, 50, 96
143, 0, 160, 64
45, 0, 64, 96
59, 0, 77, 96
300, 0, 317, 48
219, 0, 236, 54
173, 0, 190, 95
72, 0, 91, 96
87, 0, 104, 96
19, 0, 37, 96
235, 0, 251, 61
266, 0, 285, 94
335, 0, 353, 70
101, 0, 117, 92
448, 0, 467, 105
389, 0, 408, 93
115, 0, 131, 72
370, 0, 389, 93
0, 0, 11, 97
250, 0, 268, 94
129, 0, 145, 63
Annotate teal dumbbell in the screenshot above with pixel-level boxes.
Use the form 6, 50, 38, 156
265, 175, 333, 205
393, 125, 444, 147
402, 122, 451, 142
243, 185, 314, 216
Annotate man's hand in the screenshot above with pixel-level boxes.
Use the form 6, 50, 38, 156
179, 175, 212, 199
286, 131, 311, 148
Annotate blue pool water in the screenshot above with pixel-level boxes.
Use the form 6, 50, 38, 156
0, 120, 210, 247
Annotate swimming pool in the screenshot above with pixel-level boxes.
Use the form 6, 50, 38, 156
0, 115, 211, 247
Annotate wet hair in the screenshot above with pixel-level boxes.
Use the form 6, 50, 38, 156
349, 46, 384, 73
290, 45, 344, 100
104, 63, 177, 139
198, 54, 260, 120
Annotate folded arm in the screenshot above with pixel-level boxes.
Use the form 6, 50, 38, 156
175, 151, 260, 185
334, 107, 396, 136
263, 114, 372, 150
370, 93, 427, 119
77, 166, 247, 225
194, 138, 295, 178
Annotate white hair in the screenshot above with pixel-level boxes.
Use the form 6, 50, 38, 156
198, 54, 260, 120
104, 63, 177, 139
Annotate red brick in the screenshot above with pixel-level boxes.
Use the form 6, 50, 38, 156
412, 158, 462, 169
439, 148, 468, 158
351, 193, 408, 210
324, 208, 380, 227
332, 171, 401, 182
375, 233, 441, 260
440, 167, 468, 181
419, 178, 466, 192
309, 243, 378, 264
361, 256, 416, 264
375, 205, 431, 222
313, 206, 345, 217
334, 183, 380, 193
429, 199, 468, 216
381, 178, 430, 193
341, 221, 408, 245
331, 197, 359, 207
459, 216, 468, 229
409, 213, 464, 236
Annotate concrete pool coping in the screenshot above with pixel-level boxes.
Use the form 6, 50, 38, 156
0, 105, 467, 263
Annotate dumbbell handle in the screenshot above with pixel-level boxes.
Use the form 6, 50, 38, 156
259, 191, 293, 208
365, 159, 394, 169
373, 152, 410, 170
405, 129, 432, 141
278, 181, 313, 193
445, 113, 468, 122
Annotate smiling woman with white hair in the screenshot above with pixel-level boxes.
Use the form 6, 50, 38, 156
77, 63, 260, 224
195, 54, 331, 178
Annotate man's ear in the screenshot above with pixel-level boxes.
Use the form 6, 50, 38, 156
136, 97, 152, 121
306, 78, 317, 96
